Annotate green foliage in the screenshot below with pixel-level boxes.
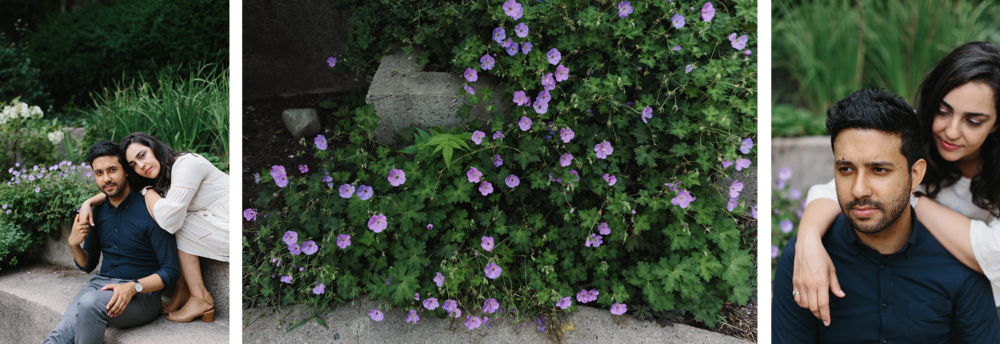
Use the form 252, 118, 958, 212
0, 221, 33, 269
770, 169, 800, 279
246, 0, 757, 329
771, 103, 825, 137
0, 21, 51, 111
0, 98, 63, 171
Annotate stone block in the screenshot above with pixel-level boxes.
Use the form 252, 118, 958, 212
771, 136, 835, 194
366, 46, 511, 147
282, 108, 321, 140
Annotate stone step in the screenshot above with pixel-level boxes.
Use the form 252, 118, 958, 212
39, 225, 230, 321
365, 45, 511, 147
0, 263, 228, 344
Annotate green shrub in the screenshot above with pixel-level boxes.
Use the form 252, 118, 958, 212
0, 21, 52, 111
770, 167, 802, 278
246, 0, 757, 328
0, 221, 34, 269
0, 98, 64, 171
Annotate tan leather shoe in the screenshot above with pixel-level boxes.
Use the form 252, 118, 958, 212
167, 293, 215, 323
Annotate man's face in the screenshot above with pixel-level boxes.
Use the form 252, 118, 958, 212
833, 128, 913, 234
91, 156, 128, 198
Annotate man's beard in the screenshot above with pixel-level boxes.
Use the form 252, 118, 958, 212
840, 179, 911, 234
100, 179, 126, 198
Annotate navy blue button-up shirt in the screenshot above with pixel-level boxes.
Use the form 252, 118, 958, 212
76, 187, 179, 288
773, 211, 1000, 343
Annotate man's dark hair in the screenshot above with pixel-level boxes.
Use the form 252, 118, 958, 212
826, 88, 922, 168
86, 141, 125, 169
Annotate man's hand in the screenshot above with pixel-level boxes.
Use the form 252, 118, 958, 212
68, 214, 89, 247
101, 282, 137, 317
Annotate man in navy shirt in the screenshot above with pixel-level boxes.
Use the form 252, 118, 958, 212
44, 141, 180, 344
772, 89, 1000, 343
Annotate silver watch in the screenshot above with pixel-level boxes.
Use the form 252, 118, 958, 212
133, 280, 143, 293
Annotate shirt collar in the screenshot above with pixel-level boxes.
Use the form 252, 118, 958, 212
847, 207, 918, 258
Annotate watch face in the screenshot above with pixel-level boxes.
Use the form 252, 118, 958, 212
134, 282, 143, 292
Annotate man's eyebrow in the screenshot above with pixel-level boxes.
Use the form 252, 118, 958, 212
943, 99, 991, 118
834, 160, 896, 168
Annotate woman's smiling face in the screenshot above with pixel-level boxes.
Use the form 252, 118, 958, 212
125, 142, 161, 179
931, 81, 998, 166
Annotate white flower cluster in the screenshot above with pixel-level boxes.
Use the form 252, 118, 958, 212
48, 130, 64, 145
0, 100, 43, 124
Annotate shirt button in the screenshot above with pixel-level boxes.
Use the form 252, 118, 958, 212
883, 340, 887, 344
882, 303, 888, 309
880, 265, 885, 271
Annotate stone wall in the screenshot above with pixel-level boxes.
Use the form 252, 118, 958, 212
771, 136, 835, 195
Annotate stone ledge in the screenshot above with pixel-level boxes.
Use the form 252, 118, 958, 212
0, 263, 228, 344
771, 136, 835, 193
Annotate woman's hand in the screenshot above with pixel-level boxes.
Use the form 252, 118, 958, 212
792, 235, 845, 326
80, 201, 95, 226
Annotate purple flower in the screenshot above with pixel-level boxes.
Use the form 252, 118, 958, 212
555, 65, 569, 82
481, 54, 496, 70
405, 309, 420, 324
484, 298, 499, 314
270, 165, 288, 188
357, 185, 373, 200
740, 137, 754, 154
493, 27, 506, 43
641, 107, 653, 123
790, 189, 802, 200
772, 245, 780, 258
618, 1, 633, 18
502, 0, 523, 20
493, 154, 503, 167
298, 164, 309, 174
559, 153, 573, 167
243, 208, 257, 221
467, 167, 483, 183
752, 205, 758, 219
443, 299, 457, 312
522, 42, 533, 54
671, 190, 696, 208
672, 14, 685, 28
281, 275, 293, 284
339, 184, 355, 198
729, 33, 748, 50
568, 170, 580, 182
745, 49, 753, 56
727, 197, 739, 212
541, 73, 555, 91
494, 131, 505, 141
479, 181, 494, 196
701, 2, 715, 21
283, 231, 298, 246
556, 296, 572, 309
537, 90, 551, 103
519, 116, 533, 131
254, 173, 262, 184
610, 303, 627, 315
327, 57, 337, 67
515, 23, 529, 37
546, 48, 561, 65
505, 174, 520, 188
685, 64, 694, 73
603, 173, 617, 186
735, 158, 751, 171
369, 309, 384, 321
427, 224, 434, 230
560, 127, 574, 143
313, 282, 325, 294
423, 297, 439, 310
415, 293, 420, 301
513, 91, 529, 106
598, 222, 611, 235
780, 220, 794, 233
584, 233, 603, 247
533, 100, 548, 114
315, 135, 328, 150
507, 43, 518, 56
369, 214, 388, 233
576, 289, 596, 303
434, 272, 446, 287
288, 243, 301, 255
465, 315, 482, 330
465, 68, 478, 82
337, 234, 351, 249
388, 169, 406, 186
484, 262, 503, 279
472, 131, 486, 145
464, 85, 475, 95
729, 180, 744, 198
722, 159, 733, 169
778, 167, 793, 181
482, 236, 495, 251
301, 240, 318, 255
673, 45, 682, 51
594, 141, 613, 159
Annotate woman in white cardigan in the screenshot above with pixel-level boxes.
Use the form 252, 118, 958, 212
79, 132, 229, 323
791, 42, 1000, 325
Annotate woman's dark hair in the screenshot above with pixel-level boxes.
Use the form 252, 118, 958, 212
917, 41, 1000, 217
118, 132, 187, 192
826, 88, 922, 168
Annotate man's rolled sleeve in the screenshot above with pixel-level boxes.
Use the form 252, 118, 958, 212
147, 224, 180, 288
953, 272, 1000, 342
75, 224, 101, 272
772, 237, 819, 343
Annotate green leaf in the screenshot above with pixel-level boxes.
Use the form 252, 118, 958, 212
318, 100, 337, 109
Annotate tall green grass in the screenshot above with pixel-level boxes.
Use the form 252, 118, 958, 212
86, 63, 229, 163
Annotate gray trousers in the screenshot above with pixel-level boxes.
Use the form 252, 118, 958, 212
42, 274, 161, 344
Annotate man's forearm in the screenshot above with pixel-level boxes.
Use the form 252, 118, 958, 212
137, 273, 164, 293
70, 243, 88, 268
